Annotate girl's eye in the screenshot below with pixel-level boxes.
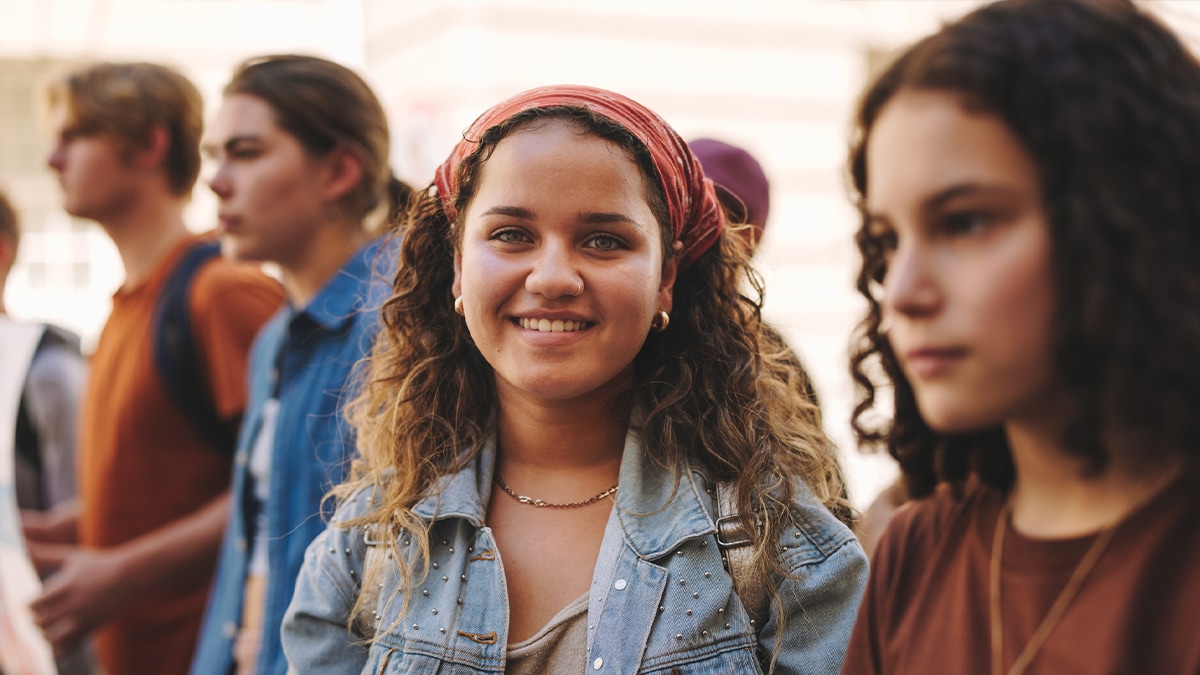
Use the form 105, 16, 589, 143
942, 211, 990, 237
492, 228, 531, 244
585, 234, 624, 251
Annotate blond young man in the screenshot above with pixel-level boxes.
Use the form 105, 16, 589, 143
22, 62, 283, 675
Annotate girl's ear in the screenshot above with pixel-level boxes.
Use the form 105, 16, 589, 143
322, 146, 364, 204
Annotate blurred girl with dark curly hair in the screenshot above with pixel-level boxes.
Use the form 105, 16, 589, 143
281, 85, 865, 673
842, 1, 1200, 673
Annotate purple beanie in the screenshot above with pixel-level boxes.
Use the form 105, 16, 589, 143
688, 138, 770, 251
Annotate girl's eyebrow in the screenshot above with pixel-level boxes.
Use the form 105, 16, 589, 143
479, 205, 534, 220
867, 182, 1023, 223
201, 134, 260, 158
580, 211, 638, 226
921, 182, 1022, 214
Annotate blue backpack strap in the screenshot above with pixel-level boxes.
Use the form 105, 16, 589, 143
151, 239, 237, 455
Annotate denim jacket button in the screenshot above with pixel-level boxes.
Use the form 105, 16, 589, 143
613, 579, 627, 591
593, 657, 603, 670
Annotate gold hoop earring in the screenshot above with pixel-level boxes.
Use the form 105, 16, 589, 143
454, 296, 465, 316
651, 310, 670, 332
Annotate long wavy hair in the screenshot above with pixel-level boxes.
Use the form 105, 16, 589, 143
336, 105, 846, 638
849, 0, 1200, 499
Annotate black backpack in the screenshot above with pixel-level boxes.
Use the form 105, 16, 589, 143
151, 239, 237, 455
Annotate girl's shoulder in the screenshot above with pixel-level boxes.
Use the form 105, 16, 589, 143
870, 478, 999, 580
781, 478, 863, 570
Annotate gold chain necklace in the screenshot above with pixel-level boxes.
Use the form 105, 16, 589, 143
989, 499, 1119, 675
494, 476, 618, 509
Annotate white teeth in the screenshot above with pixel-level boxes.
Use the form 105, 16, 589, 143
520, 318, 588, 332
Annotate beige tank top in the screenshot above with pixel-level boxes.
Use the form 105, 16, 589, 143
505, 592, 590, 673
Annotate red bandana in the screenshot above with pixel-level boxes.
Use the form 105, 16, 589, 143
434, 85, 724, 269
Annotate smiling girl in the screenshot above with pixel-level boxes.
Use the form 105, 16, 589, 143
842, 1, 1200, 673
282, 86, 866, 674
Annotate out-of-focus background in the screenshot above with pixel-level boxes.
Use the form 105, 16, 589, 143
3, 0, 1199, 509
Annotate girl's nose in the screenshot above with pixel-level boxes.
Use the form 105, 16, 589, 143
525, 240, 584, 299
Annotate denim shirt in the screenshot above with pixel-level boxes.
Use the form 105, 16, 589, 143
282, 425, 868, 674
192, 239, 390, 675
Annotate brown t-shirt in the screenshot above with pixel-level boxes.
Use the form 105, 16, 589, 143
79, 234, 284, 675
842, 477, 1200, 675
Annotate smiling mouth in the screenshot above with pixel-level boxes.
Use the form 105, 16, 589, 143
517, 318, 593, 333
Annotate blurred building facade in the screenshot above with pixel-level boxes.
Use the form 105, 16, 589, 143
3, 0, 1198, 506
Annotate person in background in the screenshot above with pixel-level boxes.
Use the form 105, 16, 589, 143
0, 188, 91, 675
688, 138, 770, 253
0, 189, 85, 519
22, 61, 284, 675
842, 0, 1200, 672
192, 54, 412, 675
689, 137, 823, 417
282, 85, 865, 673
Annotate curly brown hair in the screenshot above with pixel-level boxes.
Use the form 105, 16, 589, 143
336, 105, 846, 637
849, 0, 1200, 499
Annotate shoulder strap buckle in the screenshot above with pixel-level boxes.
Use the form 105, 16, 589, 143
714, 481, 769, 630
715, 514, 754, 548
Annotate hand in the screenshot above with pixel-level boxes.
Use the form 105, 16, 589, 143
27, 543, 132, 656
21, 503, 79, 546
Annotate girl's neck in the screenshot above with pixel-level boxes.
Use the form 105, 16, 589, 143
494, 385, 629, 475
1005, 421, 1181, 538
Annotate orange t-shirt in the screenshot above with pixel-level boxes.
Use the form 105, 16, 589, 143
79, 233, 284, 675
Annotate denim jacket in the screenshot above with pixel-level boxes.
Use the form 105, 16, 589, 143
283, 424, 868, 674
192, 239, 389, 675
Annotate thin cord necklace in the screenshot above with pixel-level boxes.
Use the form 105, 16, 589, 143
494, 476, 618, 509
989, 499, 1119, 675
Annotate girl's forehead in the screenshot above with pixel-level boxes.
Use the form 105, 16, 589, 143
866, 91, 1037, 216
474, 125, 644, 192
